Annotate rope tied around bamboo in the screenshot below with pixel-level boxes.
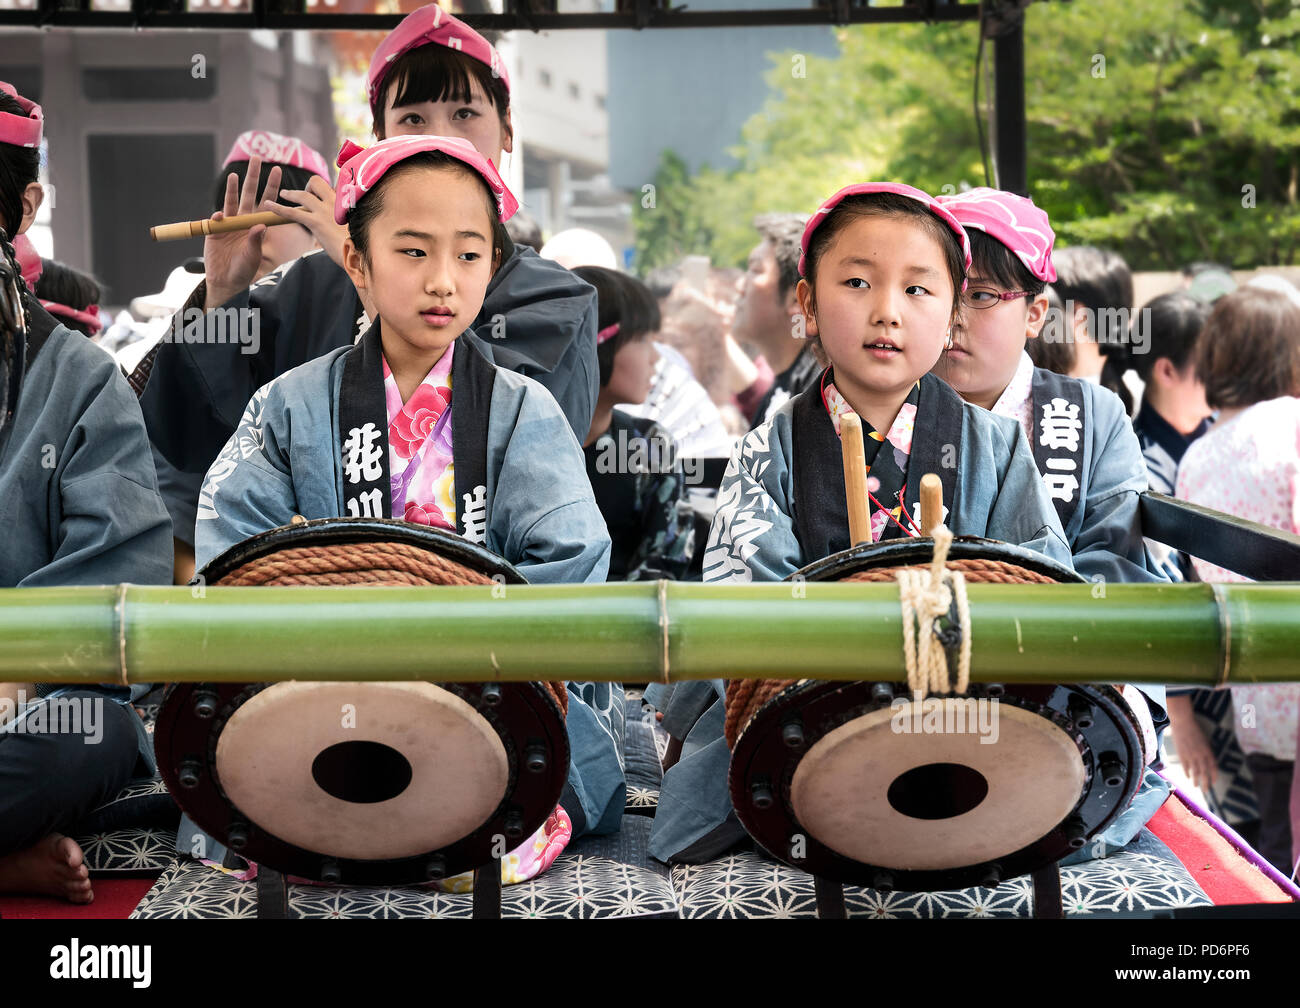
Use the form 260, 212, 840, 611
722, 539, 1059, 749
897, 523, 971, 697
216, 538, 568, 715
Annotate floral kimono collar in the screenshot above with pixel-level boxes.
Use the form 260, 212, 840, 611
382, 343, 456, 530
336, 323, 494, 544
820, 369, 923, 542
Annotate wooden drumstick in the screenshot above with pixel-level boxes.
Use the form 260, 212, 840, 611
840, 412, 872, 547
920, 473, 943, 536
150, 210, 290, 243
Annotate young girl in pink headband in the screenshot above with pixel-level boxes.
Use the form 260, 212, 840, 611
651, 182, 1072, 863
932, 187, 1163, 584
138, 4, 597, 577
192, 135, 623, 887
931, 187, 1171, 864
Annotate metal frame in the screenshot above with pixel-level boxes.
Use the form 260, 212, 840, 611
1139, 492, 1300, 583
0, 0, 988, 31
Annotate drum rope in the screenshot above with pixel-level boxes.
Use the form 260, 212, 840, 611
217, 541, 569, 715
722, 552, 1052, 748
896, 524, 972, 697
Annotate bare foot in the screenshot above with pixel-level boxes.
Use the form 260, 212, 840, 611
0, 833, 94, 904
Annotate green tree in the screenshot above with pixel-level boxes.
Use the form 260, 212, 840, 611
635, 1, 1300, 272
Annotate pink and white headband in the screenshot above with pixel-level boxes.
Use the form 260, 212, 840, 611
0, 81, 42, 149
334, 135, 518, 225
935, 187, 1057, 283
799, 181, 972, 280
368, 4, 509, 109
223, 130, 331, 182
42, 300, 102, 337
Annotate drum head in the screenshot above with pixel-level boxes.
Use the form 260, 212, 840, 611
790, 700, 1084, 870
158, 678, 568, 885
794, 535, 1083, 586
730, 680, 1144, 891
215, 682, 509, 861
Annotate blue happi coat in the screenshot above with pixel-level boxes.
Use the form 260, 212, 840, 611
649, 375, 1074, 862
193, 332, 625, 842
1023, 365, 1166, 586
0, 299, 172, 772
141, 239, 598, 546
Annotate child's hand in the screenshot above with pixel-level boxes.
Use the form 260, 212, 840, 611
274, 174, 351, 270
1173, 718, 1217, 792
204, 155, 279, 311
1166, 693, 1217, 792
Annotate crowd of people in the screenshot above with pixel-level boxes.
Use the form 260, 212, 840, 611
1, 2, 1297, 907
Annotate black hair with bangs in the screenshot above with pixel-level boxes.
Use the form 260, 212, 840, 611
371, 44, 510, 140
802, 192, 966, 316
966, 228, 1046, 299
346, 150, 508, 270
572, 265, 661, 387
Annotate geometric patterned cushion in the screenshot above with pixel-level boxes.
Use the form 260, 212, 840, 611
626, 784, 660, 814
131, 815, 678, 919
71, 699, 179, 874
672, 830, 1213, 919
623, 693, 662, 816
77, 825, 177, 875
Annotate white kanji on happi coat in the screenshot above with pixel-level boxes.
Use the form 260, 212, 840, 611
1039, 397, 1083, 502
461, 485, 488, 544
343, 423, 384, 484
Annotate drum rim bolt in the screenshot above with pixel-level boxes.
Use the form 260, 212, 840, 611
524, 742, 548, 772
320, 857, 342, 884
226, 822, 250, 850
193, 688, 220, 719
780, 720, 805, 749
1063, 814, 1088, 849
871, 683, 894, 705
978, 862, 1002, 888
750, 781, 775, 810
871, 870, 895, 893
504, 809, 525, 840
177, 758, 202, 789
1068, 696, 1094, 729
986, 683, 1005, 698
480, 683, 503, 707
1098, 751, 1125, 788
425, 855, 447, 880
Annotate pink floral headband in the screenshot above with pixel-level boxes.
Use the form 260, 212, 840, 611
936, 187, 1057, 283
334, 135, 518, 225
0, 81, 42, 148
800, 181, 972, 279
224, 130, 331, 182
368, 3, 509, 109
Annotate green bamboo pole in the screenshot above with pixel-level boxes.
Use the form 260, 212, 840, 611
0, 582, 1296, 687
